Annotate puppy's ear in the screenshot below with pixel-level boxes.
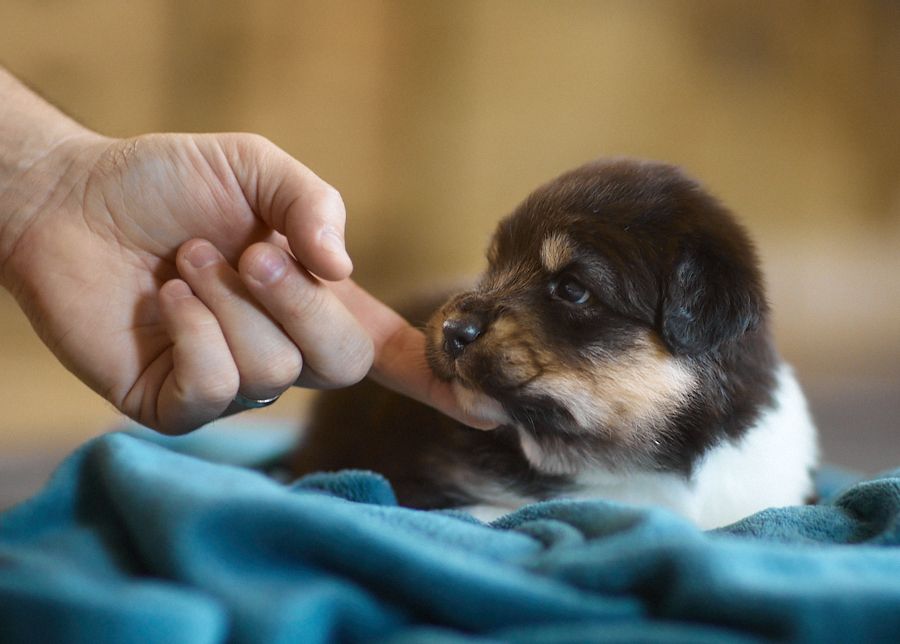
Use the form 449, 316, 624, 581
660, 240, 765, 356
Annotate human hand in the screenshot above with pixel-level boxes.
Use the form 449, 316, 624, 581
1, 128, 496, 434
0, 131, 362, 431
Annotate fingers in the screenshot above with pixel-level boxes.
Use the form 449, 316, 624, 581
156, 279, 240, 434
237, 241, 374, 389
177, 239, 303, 400
328, 279, 501, 430
173, 236, 498, 429
217, 134, 352, 282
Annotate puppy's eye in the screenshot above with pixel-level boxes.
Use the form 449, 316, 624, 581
550, 274, 590, 305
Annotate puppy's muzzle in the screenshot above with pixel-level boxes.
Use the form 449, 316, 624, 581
442, 313, 487, 358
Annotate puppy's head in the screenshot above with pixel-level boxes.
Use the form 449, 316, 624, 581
426, 159, 774, 475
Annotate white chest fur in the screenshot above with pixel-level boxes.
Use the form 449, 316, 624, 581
466, 364, 819, 529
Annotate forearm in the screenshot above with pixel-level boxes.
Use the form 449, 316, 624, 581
0, 68, 99, 286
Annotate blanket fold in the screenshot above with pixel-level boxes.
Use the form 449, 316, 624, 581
1, 429, 898, 643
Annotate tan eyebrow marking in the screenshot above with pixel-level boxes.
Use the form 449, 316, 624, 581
539, 232, 575, 273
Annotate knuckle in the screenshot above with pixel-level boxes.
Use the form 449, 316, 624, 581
345, 343, 375, 385
195, 369, 240, 404
323, 184, 343, 206
244, 132, 271, 147
233, 131, 272, 154
310, 185, 346, 221
223, 133, 278, 179
254, 349, 304, 391
322, 333, 374, 387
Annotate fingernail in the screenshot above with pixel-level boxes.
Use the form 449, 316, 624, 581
320, 226, 351, 263
166, 280, 193, 300
185, 241, 219, 269
246, 247, 287, 285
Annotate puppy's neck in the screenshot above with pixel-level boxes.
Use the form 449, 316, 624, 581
566, 363, 818, 528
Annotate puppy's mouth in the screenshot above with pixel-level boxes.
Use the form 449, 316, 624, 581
448, 381, 513, 429
440, 350, 590, 476
425, 296, 698, 475
425, 304, 572, 437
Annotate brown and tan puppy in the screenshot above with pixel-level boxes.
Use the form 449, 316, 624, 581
291, 159, 818, 528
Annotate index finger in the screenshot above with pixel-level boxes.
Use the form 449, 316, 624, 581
328, 279, 501, 430
238, 242, 373, 389
216, 133, 352, 282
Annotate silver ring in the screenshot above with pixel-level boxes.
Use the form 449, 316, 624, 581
232, 392, 282, 409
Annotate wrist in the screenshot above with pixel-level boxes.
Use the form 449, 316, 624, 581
0, 68, 107, 290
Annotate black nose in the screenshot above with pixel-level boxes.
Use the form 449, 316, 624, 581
442, 316, 484, 358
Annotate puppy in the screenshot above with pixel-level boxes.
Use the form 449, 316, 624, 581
292, 158, 818, 529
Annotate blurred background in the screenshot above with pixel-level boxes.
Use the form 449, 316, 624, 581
2, 1, 898, 504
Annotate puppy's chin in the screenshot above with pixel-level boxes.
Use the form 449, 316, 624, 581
450, 382, 510, 430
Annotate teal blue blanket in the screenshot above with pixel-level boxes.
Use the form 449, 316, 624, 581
1, 428, 898, 643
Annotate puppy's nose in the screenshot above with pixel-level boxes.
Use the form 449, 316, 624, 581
442, 315, 484, 358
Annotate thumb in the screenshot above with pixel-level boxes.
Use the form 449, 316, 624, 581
216, 133, 352, 282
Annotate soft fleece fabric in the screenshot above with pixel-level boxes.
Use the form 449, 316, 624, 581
1, 427, 898, 643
